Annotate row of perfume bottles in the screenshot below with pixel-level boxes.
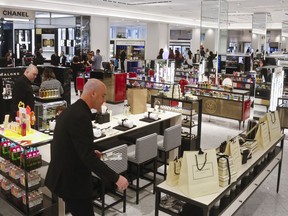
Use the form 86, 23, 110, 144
39, 88, 60, 98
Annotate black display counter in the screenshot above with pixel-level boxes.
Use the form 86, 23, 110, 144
0, 66, 71, 122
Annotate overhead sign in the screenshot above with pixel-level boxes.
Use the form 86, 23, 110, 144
0, 8, 35, 20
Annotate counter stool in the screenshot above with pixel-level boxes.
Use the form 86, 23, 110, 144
127, 133, 158, 204
92, 144, 128, 216
157, 124, 182, 179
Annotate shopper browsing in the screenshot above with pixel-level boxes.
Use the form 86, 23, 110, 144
45, 79, 129, 216
92, 49, 102, 70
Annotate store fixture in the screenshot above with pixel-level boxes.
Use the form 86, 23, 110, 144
34, 99, 67, 131
221, 73, 255, 96
277, 96, 288, 130
150, 95, 202, 154
94, 72, 127, 104
155, 134, 285, 216
185, 84, 251, 129
126, 59, 176, 99
254, 66, 284, 119
0, 127, 57, 215
225, 54, 251, 74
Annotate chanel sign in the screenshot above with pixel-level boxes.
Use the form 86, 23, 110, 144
0, 8, 35, 20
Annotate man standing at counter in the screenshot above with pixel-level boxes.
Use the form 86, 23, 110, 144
45, 78, 128, 216
92, 49, 102, 70
10, 64, 38, 121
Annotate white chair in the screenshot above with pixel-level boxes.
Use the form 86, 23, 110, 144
157, 124, 182, 179
127, 133, 158, 204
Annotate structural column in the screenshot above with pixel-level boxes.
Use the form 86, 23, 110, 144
146, 23, 169, 59
90, 16, 110, 61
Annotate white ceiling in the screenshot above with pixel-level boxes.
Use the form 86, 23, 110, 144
2, 0, 288, 29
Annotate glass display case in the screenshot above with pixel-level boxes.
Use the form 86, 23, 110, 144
34, 100, 67, 131
185, 84, 251, 129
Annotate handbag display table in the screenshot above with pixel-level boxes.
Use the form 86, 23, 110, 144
155, 134, 285, 216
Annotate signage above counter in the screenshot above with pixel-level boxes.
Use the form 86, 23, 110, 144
0, 8, 35, 20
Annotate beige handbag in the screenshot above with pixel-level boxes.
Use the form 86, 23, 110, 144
166, 157, 182, 187
127, 88, 147, 114
266, 111, 282, 142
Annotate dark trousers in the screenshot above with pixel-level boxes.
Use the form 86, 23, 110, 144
63, 198, 94, 216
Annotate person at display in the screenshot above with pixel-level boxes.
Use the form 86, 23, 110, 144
206, 51, 216, 78
168, 48, 175, 59
59, 51, 67, 66
45, 79, 129, 216
84, 52, 93, 71
10, 64, 38, 121
71, 56, 84, 96
40, 69, 64, 96
50, 53, 59, 66
185, 50, 193, 68
92, 49, 102, 70
175, 50, 184, 68
4, 52, 14, 67
120, 49, 127, 72
200, 46, 206, 57
157, 48, 164, 59
33, 51, 45, 66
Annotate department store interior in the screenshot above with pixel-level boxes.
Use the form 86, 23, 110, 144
1, 0, 288, 215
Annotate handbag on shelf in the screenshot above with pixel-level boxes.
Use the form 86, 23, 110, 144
255, 118, 271, 149
166, 157, 182, 187
225, 137, 242, 172
266, 111, 282, 142
178, 148, 219, 198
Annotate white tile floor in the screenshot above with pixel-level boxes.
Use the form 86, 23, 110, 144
1, 85, 288, 216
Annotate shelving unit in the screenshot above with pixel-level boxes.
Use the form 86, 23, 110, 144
150, 95, 202, 154
155, 134, 285, 216
0, 127, 57, 215
185, 85, 251, 129
221, 74, 255, 96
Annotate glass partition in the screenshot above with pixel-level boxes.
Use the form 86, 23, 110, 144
281, 21, 288, 52
252, 13, 268, 58
200, 0, 228, 84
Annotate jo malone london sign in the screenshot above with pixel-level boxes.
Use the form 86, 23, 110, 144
0, 8, 35, 20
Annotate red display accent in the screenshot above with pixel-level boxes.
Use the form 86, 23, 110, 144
114, 73, 127, 102
243, 99, 251, 120
76, 77, 85, 91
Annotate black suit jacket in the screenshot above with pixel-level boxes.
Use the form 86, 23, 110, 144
59, 55, 67, 66
10, 75, 34, 121
45, 99, 119, 199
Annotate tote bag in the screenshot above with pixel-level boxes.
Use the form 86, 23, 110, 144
166, 157, 182, 187
266, 111, 282, 143
127, 88, 147, 114
178, 149, 219, 198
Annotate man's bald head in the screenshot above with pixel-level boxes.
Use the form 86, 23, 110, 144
81, 78, 107, 111
24, 64, 38, 82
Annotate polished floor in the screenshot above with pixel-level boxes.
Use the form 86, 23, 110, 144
1, 88, 288, 216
